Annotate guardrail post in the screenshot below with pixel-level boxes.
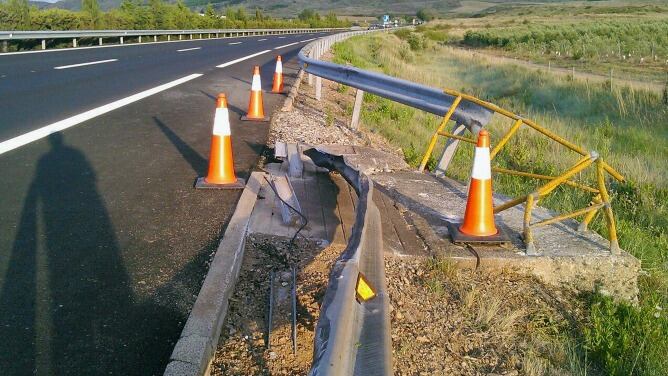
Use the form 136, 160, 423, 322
434, 123, 467, 175
190, 34, 193, 40
72, 38, 77, 48
138, 36, 142, 43
1, 41, 7, 53
215, 33, 218, 38
315, 76, 322, 101
41, 40, 46, 50
154, 35, 157, 42
350, 88, 364, 129
167, 35, 171, 41
120, 36, 124, 44
98, 37, 103, 46
199, 33, 202, 39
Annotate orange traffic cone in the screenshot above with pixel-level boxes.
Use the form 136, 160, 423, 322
241, 65, 270, 122
272, 56, 284, 93
195, 94, 245, 190
448, 129, 508, 244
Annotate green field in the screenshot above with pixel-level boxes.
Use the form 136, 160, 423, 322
441, 1, 668, 84
332, 23, 668, 375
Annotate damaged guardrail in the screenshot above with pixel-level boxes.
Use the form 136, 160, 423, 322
304, 148, 391, 376
298, 32, 494, 132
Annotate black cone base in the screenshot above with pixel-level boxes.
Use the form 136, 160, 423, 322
195, 177, 245, 190
447, 221, 510, 245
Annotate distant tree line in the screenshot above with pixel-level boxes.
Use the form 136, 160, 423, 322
0, 0, 350, 30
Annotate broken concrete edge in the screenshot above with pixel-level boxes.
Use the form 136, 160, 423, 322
304, 148, 392, 376
282, 68, 305, 112
163, 172, 263, 376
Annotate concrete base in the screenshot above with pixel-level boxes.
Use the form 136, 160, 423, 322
320, 145, 640, 303
194, 177, 245, 190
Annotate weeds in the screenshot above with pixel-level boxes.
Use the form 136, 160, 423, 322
333, 31, 668, 375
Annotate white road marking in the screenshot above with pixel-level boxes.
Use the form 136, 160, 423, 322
53, 59, 118, 70
300, 38, 316, 43
0, 73, 202, 155
274, 42, 299, 49
216, 50, 271, 68
258, 38, 267, 41
278, 36, 286, 39
228, 42, 242, 45
177, 47, 201, 52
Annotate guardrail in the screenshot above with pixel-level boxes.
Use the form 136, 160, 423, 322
296, 26, 626, 373
304, 148, 391, 376
0, 27, 348, 52
299, 26, 624, 253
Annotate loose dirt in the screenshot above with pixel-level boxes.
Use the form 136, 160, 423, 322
210, 234, 345, 376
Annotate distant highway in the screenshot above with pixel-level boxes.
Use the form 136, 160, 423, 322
0, 31, 331, 375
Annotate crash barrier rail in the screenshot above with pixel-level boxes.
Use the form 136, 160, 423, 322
419, 89, 625, 255
298, 30, 624, 257
0, 27, 348, 52
304, 148, 391, 376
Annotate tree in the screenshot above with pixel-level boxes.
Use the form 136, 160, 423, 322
6, 0, 31, 30
82, 0, 101, 28
416, 8, 436, 22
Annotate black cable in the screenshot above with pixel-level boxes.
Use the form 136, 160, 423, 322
263, 176, 309, 248
465, 243, 481, 269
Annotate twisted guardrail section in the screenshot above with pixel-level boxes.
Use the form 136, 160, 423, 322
303, 148, 391, 376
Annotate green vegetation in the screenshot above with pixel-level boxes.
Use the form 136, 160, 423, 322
332, 30, 668, 375
440, 2, 668, 84
0, 0, 349, 31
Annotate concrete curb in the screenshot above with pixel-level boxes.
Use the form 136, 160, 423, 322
164, 172, 263, 376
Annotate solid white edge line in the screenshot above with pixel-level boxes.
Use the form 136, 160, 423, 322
228, 42, 242, 45
177, 47, 201, 52
54, 59, 118, 70
0, 73, 203, 155
216, 50, 271, 68
273, 42, 299, 50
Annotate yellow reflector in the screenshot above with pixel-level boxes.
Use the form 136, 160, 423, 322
355, 272, 376, 302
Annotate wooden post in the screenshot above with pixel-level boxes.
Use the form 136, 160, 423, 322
350, 88, 364, 129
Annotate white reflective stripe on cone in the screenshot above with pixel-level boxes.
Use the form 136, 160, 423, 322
212, 108, 231, 136
251, 74, 262, 91
276, 61, 282, 73
471, 147, 491, 180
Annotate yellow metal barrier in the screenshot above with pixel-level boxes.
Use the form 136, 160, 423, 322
420, 89, 625, 255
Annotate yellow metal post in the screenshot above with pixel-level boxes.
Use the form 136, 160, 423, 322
578, 195, 602, 232
524, 193, 538, 255
596, 160, 621, 255
419, 96, 462, 172
491, 118, 523, 159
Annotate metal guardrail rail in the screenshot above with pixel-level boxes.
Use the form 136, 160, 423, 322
297, 26, 626, 375
0, 27, 348, 52
304, 148, 391, 376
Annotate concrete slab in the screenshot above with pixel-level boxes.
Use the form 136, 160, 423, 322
302, 144, 639, 301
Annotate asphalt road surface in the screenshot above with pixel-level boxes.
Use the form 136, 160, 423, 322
0, 31, 329, 375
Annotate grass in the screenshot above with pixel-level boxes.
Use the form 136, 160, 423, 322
436, 1, 668, 84
332, 30, 668, 375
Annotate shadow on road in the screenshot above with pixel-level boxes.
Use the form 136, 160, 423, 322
0, 133, 136, 375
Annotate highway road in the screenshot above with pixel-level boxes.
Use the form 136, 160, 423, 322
0, 31, 329, 375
